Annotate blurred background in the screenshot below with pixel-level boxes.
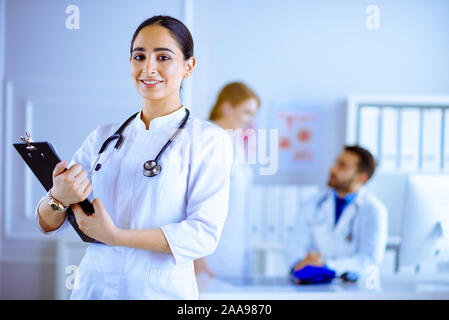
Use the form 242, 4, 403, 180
1, 0, 449, 299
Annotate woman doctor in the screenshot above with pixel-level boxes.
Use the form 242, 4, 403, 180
194, 82, 260, 279
35, 15, 232, 299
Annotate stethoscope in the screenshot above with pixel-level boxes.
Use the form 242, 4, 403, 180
90, 107, 190, 178
313, 191, 360, 242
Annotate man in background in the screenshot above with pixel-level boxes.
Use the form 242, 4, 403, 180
285, 145, 388, 279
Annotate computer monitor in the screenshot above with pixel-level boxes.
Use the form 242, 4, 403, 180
399, 174, 449, 270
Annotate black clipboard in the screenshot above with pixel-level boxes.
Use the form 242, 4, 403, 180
13, 135, 102, 244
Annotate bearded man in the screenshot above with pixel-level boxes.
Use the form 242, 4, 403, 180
285, 145, 388, 280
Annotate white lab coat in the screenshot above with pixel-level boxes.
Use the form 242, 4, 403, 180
285, 188, 388, 276
35, 106, 233, 299
206, 133, 253, 278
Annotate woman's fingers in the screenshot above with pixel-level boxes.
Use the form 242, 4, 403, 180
92, 198, 104, 211
77, 179, 90, 198
72, 204, 87, 231
53, 163, 91, 205
74, 168, 88, 180
73, 179, 92, 202
52, 160, 67, 178
72, 169, 91, 199
81, 184, 93, 201
66, 164, 83, 180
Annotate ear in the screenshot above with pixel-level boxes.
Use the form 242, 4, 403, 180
183, 57, 196, 78
357, 171, 369, 185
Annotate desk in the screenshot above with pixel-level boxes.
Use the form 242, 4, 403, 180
198, 273, 449, 300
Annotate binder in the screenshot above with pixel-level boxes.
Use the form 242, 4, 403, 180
380, 107, 398, 170
247, 184, 264, 245
445, 111, 449, 171
282, 185, 301, 243
264, 185, 281, 243
400, 109, 420, 171
13, 134, 101, 243
422, 109, 442, 171
359, 107, 379, 158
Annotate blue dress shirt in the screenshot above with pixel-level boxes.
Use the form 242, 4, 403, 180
334, 191, 357, 225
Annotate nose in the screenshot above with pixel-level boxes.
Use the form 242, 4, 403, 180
144, 56, 157, 74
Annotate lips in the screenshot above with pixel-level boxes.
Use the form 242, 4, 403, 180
140, 79, 163, 88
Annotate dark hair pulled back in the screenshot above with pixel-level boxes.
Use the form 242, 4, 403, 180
130, 15, 194, 60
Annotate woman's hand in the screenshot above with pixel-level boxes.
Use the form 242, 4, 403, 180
72, 198, 119, 246
194, 258, 216, 278
51, 161, 92, 206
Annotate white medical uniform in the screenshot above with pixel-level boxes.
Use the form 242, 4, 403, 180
284, 188, 388, 276
206, 133, 253, 279
36, 106, 233, 299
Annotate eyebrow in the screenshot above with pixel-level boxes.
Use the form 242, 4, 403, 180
131, 47, 175, 54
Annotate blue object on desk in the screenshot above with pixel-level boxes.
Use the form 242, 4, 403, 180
293, 266, 336, 284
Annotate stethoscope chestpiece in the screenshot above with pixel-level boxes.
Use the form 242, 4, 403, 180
93, 108, 189, 178
143, 160, 161, 177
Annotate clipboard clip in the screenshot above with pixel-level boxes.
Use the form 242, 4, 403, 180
20, 132, 37, 150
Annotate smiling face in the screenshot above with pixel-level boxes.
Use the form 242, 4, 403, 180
130, 24, 195, 104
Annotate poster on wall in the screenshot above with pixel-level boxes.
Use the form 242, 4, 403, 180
273, 105, 323, 173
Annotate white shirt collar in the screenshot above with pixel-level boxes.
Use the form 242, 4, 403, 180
134, 106, 187, 131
